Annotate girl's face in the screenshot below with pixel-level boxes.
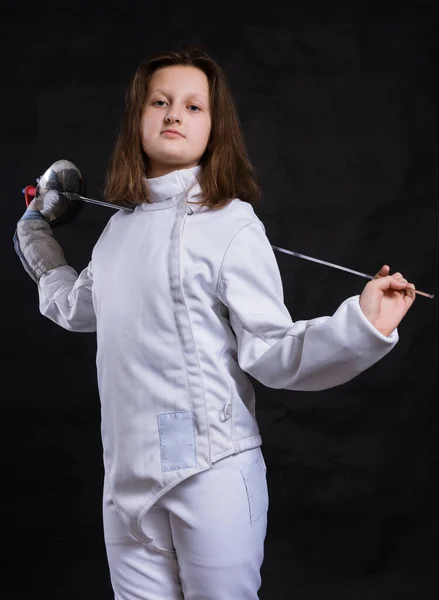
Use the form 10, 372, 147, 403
141, 65, 212, 178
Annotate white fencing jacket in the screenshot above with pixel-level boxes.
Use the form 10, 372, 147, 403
38, 165, 397, 541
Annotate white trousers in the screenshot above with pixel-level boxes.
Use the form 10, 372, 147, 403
103, 447, 268, 600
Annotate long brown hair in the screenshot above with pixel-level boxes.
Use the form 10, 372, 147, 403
104, 45, 261, 209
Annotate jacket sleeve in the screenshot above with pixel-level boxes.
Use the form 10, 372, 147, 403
217, 221, 398, 391
38, 262, 97, 333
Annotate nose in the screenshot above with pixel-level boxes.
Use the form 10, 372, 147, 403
165, 111, 181, 124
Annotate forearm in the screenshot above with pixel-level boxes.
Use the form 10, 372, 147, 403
14, 210, 67, 282
14, 204, 96, 332
236, 295, 398, 391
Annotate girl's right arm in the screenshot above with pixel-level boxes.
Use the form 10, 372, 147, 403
14, 197, 97, 333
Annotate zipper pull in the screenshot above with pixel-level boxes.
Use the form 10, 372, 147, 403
187, 207, 193, 215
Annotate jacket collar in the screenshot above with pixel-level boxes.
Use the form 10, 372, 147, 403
143, 166, 201, 205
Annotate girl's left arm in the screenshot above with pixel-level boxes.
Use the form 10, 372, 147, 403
217, 221, 398, 391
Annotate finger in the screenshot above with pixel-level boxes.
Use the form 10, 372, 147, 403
393, 273, 407, 283
374, 275, 408, 291
404, 283, 417, 307
374, 264, 390, 278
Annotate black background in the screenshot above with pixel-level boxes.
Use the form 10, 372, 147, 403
2, 2, 438, 598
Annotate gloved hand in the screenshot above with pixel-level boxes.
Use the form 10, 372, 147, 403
13, 193, 69, 283
30, 188, 82, 228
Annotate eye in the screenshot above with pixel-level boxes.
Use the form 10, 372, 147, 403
153, 100, 167, 107
188, 105, 201, 112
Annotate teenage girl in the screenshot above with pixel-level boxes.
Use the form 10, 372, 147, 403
14, 45, 416, 599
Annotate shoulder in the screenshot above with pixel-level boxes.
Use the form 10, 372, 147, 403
185, 197, 267, 267
92, 205, 133, 256
197, 198, 265, 236
193, 198, 266, 250
102, 204, 136, 230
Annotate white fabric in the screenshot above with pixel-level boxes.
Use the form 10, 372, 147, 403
103, 446, 267, 600
37, 165, 398, 543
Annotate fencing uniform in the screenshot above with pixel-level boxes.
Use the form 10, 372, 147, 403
33, 165, 398, 598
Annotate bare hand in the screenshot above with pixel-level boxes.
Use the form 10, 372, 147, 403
359, 265, 416, 336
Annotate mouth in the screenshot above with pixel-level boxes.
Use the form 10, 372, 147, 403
162, 129, 184, 138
